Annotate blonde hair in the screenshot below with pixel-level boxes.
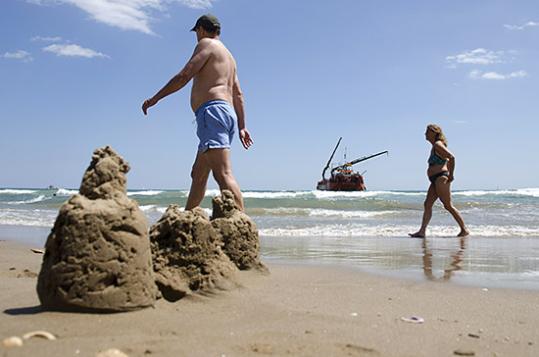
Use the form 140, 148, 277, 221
427, 124, 448, 146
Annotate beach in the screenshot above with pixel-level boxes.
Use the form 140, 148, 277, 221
1, 239, 538, 357
1, 188, 539, 356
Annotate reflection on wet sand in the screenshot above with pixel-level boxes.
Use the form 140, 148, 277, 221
260, 234, 539, 290
422, 237, 466, 281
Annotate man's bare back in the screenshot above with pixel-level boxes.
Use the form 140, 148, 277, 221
190, 38, 236, 112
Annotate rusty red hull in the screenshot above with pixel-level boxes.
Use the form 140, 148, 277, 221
316, 173, 366, 191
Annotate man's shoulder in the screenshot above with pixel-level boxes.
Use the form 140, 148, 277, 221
198, 38, 224, 48
195, 38, 212, 49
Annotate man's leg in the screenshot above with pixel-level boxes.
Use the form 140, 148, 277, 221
205, 148, 244, 211
185, 151, 211, 210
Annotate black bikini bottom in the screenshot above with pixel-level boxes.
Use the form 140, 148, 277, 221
429, 171, 449, 184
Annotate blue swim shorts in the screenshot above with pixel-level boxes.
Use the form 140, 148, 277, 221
195, 100, 236, 152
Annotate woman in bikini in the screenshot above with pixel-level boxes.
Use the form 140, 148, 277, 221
409, 124, 469, 238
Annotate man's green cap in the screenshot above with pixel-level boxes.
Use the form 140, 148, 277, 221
190, 14, 221, 32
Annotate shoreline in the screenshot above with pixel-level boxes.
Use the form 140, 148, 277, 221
3, 230, 539, 292
1, 240, 538, 356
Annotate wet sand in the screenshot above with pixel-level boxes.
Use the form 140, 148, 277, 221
1, 240, 538, 357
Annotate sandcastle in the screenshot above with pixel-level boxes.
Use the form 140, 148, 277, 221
150, 190, 266, 301
37, 146, 157, 312
37, 146, 266, 310
211, 190, 266, 271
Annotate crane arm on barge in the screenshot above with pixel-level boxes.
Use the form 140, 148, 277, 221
330, 150, 389, 176
321, 137, 342, 180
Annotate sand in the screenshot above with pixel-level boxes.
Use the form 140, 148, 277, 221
1, 239, 538, 357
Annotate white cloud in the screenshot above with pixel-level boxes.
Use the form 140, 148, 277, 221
469, 70, 527, 80
446, 48, 506, 66
2, 50, 33, 62
504, 21, 539, 31
31, 36, 63, 42
42, 44, 109, 58
27, 0, 216, 34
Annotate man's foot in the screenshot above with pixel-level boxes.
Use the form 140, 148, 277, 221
457, 229, 470, 237
409, 232, 426, 238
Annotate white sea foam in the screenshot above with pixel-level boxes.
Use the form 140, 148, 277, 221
240, 190, 420, 200
260, 224, 412, 237
522, 271, 539, 277
454, 188, 539, 198
204, 189, 222, 197
0, 208, 56, 227
127, 190, 164, 196
240, 189, 539, 200
55, 188, 78, 196
139, 205, 167, 214
312, 191, 379, 199
260, 224, 539, 238
309, 209, 398, 218
257, 207, 399, 218
516, 188, 539, 197
242, 191, 312, 199
0, 189, 37, 195
139, 205, 212, 216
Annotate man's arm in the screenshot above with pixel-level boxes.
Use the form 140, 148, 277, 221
142, 40, 212, 115
233, 73, 253, 149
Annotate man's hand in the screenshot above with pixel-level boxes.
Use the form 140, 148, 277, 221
142, 97, 158, 115
239, 128, 253, 149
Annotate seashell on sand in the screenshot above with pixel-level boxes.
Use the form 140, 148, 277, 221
96, 348, 129, 357
2, 336, 23, 348
22, 330, 56, 340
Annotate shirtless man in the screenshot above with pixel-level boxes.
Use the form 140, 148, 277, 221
142, 14, 252, 211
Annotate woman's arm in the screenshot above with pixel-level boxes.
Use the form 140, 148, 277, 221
435, 141, 455, 181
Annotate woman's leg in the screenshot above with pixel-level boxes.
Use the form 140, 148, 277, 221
409, 184, 438, 238
435, 177, 469, 237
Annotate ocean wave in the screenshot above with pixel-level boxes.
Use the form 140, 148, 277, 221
127, 190, 164, 196
309, 209, 399, 218
312, 191, 380, 199
242, 189, 539, 200
204, 189, 222, 197
0, 208, 56, 227
260, 224, 415, 237
251, 207, 399, 218
454, 188, 539, 198
241, 190, 424, 200
260, 224, 539, 238
5, 195, 49, 205
242, 191, 313, 199
0, 189, 37, 195
139, 205, 167, 214
139, 205, 212, 217
314, 190, 426, 198
55, 188, 78, 196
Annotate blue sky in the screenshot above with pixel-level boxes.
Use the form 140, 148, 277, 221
1, 0, 538, 191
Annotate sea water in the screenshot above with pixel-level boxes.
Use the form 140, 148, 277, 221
1, 187, 538, 289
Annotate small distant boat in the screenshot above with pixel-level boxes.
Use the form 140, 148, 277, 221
316, 137, 388, 191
